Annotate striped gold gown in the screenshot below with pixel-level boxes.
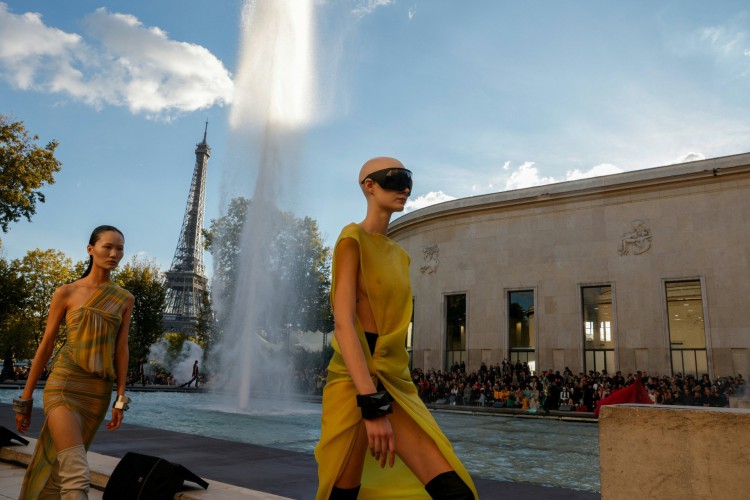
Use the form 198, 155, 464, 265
315, 224, 477, 499
20, 282, 129, 499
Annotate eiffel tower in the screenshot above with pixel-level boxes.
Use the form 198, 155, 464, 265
163, 124, 210, 336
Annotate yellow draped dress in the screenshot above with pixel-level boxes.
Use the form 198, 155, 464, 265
20, 282, 128, 499
315, 224, 478, 499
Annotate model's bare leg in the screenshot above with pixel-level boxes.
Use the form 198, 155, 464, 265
41, 406, 90, 499
390, 403, 474, 499
331, 402, 473, 499
331, 420, 367, 497
46, 406, 84, 450
388, 402, 452, 483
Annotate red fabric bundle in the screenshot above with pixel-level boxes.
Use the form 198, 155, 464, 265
595, 378, 652, 417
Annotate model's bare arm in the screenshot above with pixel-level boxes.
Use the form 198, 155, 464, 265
333, 238, 378, 395
332, 237, 395, 467
108, 292, 134, 431
16, 286, 69, 432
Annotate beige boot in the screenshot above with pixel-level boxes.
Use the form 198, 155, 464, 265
37, 458, 62, 500
56, 444, 90, 500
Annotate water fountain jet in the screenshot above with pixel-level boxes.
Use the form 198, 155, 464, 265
214, 0, 318, 410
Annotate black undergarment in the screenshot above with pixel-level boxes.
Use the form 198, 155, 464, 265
364, 331, 386, 392
364, 331, 378, 356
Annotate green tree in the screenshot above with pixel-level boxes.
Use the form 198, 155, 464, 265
275, 214, 332, 332
0, 257, 27, 330
161, 332, 189, 369
114, 257, 166, 369
72, 259, 89, 279
194, 288, 214, 350
0, 114, 62, 233
0, 257, 31, 379
203, 197, 247, 343
14, 248, 76, 349
203, 196, 248, 304
204, 197, 333, 336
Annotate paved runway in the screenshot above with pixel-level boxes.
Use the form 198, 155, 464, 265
0, 403, 599, 499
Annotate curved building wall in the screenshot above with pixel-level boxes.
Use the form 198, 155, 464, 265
389, 153, 750, 378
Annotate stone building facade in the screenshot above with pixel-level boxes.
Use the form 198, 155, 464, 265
389, 153, 750, 378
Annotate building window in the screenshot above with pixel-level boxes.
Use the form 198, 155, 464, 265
666, 280, 708, 378
582, 285, 615, 374
508, 290, 535, 374
445, 294, 466, 369
584, 321, 594, 341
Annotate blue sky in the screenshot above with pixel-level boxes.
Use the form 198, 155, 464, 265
1, 0, 749, 274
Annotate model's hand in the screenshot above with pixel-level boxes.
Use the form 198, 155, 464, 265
15, 412, 30, 434
106, 408, 123, 431
364, 416, 395, 468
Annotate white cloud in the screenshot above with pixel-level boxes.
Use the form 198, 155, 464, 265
0, 4, 82, 89
0, 4, 233, 117
468, 160, 627, 197
700, 25, 746, 55
352, 0, 394, 17
565, 163, 623, 181
674, 152, 705, 164
504, 161, 555, 190
695, 18, 750, 76
408, 6, 416, 21
404, 190, 456, 212
470, 161, 511, 194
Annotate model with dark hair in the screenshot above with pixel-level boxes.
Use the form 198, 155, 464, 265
14, 225, 134, 499
315, 158, 476, 499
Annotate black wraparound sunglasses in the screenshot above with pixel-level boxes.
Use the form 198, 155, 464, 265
360, 168, 413, 192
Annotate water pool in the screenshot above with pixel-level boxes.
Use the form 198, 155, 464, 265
0, 390, 600, 492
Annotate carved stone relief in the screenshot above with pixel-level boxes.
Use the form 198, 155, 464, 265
618, 219, 652, 256
420, 244, 439, 274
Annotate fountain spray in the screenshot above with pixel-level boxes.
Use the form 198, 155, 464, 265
216, 0, 317, 409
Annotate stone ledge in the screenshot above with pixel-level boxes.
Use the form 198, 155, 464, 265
0, 438, 290, 499
599, 404, 750, 500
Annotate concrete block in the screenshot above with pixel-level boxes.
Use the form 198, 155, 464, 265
599, 404, 750, 500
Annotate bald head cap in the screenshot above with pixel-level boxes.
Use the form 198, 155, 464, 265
359, 157, 405, 185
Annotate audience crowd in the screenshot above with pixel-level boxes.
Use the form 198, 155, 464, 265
5, 356, 745, 413
295, 359, 746, 412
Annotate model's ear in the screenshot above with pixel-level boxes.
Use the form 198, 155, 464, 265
361, 178, 377, 195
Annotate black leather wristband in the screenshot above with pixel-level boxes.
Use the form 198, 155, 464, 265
356, 391, 393, 420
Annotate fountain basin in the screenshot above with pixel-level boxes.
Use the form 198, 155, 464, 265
0, 390, 600, 492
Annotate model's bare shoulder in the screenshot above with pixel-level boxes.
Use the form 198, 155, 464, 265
47, 283, 76, 312
53, 282, 75, 300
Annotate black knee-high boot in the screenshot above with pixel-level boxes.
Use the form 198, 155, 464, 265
329, 484, 360, 499
425, 471, 474, 499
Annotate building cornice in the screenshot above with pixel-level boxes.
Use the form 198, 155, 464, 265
389, 152, 750, 238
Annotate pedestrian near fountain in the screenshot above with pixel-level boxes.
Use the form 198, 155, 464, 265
182, 359, 200, 388
315, 158, 477, 499
14, 225, 134, 499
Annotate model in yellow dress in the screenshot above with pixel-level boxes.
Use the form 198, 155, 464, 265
315, 158, 477, 499
15, 226, 134, 499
